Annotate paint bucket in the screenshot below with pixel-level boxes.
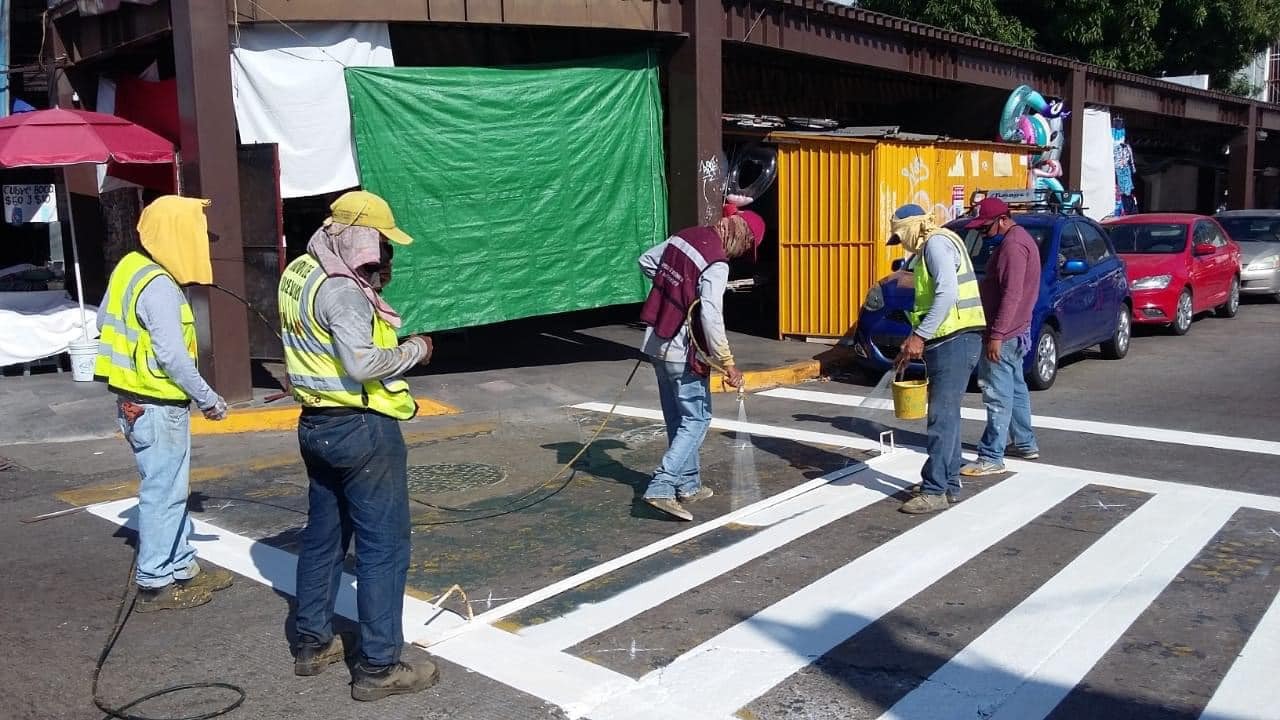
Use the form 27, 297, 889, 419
891, 377, 928, 420
67, 340, 97, 382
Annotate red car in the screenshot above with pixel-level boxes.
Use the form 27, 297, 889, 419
1101, 213, 1241, 335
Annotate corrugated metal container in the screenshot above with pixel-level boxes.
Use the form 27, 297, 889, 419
774, 133, 1031, 340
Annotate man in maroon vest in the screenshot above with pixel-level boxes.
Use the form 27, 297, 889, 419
637, 204, 766, 520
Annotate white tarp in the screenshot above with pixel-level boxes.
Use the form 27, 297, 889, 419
1081, 107, 1117, 221
230, 23, 395, 199
0, 291, 99, 367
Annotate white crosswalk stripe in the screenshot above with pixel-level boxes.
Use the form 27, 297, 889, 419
79, 386, 1280, 720
758, 386, 1280, 457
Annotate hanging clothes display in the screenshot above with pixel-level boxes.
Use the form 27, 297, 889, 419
1112, 117, 1138, 215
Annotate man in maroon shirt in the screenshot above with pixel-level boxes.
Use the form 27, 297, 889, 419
962, 197, 1042, 476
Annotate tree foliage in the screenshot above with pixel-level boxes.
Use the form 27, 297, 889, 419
859, 0, 1280, 87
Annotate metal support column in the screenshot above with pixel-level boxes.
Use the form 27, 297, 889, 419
667, 0, 724, 230
1065, 65, 1087, 192
1228, 107, 1258, 210
172, 0, 252, 403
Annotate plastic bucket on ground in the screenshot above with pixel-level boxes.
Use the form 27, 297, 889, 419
891, 378, 928, 420
67, 340, 97, 382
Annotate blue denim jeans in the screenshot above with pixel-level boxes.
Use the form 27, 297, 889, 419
920, 332, 981, 496
644, 360, 712, 500
119, 401, 199, 589
295, 411, 410, 668
976, 337, 1039, 464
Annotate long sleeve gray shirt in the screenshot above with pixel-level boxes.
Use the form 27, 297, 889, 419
98, 275, 220, 409
312, 277, 427, 382
637, 239, 733, 364
914, 233, 962, 341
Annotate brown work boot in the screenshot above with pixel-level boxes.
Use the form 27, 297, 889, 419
644, 496, 693, 521
900, 493, 951, 515
178, 567, 234, 593
678, 487, 714, 504
294, 632, 354, 677
351, 660, 440, 702
135, 583, 212, 613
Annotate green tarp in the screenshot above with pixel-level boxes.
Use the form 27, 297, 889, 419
345, 51, 667, 335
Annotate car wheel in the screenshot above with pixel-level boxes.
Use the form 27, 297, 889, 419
1026, 325, 1059, 391
1101, 306, 1131, 360
1171, 289, 1193, 336
1216, 277, 1240, 318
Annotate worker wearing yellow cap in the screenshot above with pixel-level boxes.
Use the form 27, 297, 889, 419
95, 195, 233, 612
277, 190, 439, 701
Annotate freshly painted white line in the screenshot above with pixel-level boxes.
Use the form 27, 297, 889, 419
879, 492, 1238, 720
1200, 588, 1280, 720
417, 460, 870, 649
572, 402, 886, 453
583, 470, 1090, 720
519, 452, 923, 651
83, 499, 637, 717
759, 387, 1280, 457
581, 399, 1280, 513
1005, 459, 1280, 514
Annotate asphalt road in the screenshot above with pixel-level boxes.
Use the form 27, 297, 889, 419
2, 299, 1277, 720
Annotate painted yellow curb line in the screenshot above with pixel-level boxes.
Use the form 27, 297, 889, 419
56, 420, 496, 508
709, 360, 822, 394
190, 396, 460, 436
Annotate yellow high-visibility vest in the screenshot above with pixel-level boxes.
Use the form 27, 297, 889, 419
94, 251, 197, 403
278, 254, 416, 420
910, 230, 987, 339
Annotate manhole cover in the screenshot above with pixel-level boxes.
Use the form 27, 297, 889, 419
406, 463, 507, 495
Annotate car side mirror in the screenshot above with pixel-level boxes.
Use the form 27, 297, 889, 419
1194, 243, 1216, 256
1062, 259, 1088, 275
891, 258, 906, 272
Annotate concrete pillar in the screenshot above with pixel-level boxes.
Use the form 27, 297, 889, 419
1228, 107, 1258, 210
667, 0, 723, 230
171, 0, 252, 403
1065, 65, 1087, 192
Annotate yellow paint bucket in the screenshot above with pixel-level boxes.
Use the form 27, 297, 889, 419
891, 377, 928, 420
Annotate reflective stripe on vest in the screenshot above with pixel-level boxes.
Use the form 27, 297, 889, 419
93, 251, 197, 402
278, 254, 417, 421
910, 231, 988, 339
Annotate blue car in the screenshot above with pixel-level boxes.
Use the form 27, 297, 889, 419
851, 204, 1132, 390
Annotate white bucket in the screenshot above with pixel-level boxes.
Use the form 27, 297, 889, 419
67, 340, 98, 382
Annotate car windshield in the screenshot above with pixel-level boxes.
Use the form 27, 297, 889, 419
1217, 216, 1280, 242
1104, 223, 1188, 254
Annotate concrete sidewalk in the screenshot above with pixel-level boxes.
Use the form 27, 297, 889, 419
0, 315, 854, 445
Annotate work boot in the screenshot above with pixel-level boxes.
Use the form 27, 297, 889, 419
135, 583, 212, 613
899, 493, 950, 515
351, 660, 440, 702
644, 496, 693, 521
908, 483, 961, 503
294, 632, 354, 677
678, 487, 714, 504
178, 567, 234, 593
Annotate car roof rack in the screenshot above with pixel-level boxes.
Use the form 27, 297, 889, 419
968, 188, 1085, 216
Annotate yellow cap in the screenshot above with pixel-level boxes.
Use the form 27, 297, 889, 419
328, 190, 414, 246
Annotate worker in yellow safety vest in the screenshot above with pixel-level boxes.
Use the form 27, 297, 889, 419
95, 195, 233, 612
277, 190, 440, 702
887, 203, 986, 515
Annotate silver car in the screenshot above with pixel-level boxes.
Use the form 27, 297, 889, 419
1215, 210, 1280, 300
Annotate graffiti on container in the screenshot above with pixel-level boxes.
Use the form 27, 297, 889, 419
881, 154, 956, 225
